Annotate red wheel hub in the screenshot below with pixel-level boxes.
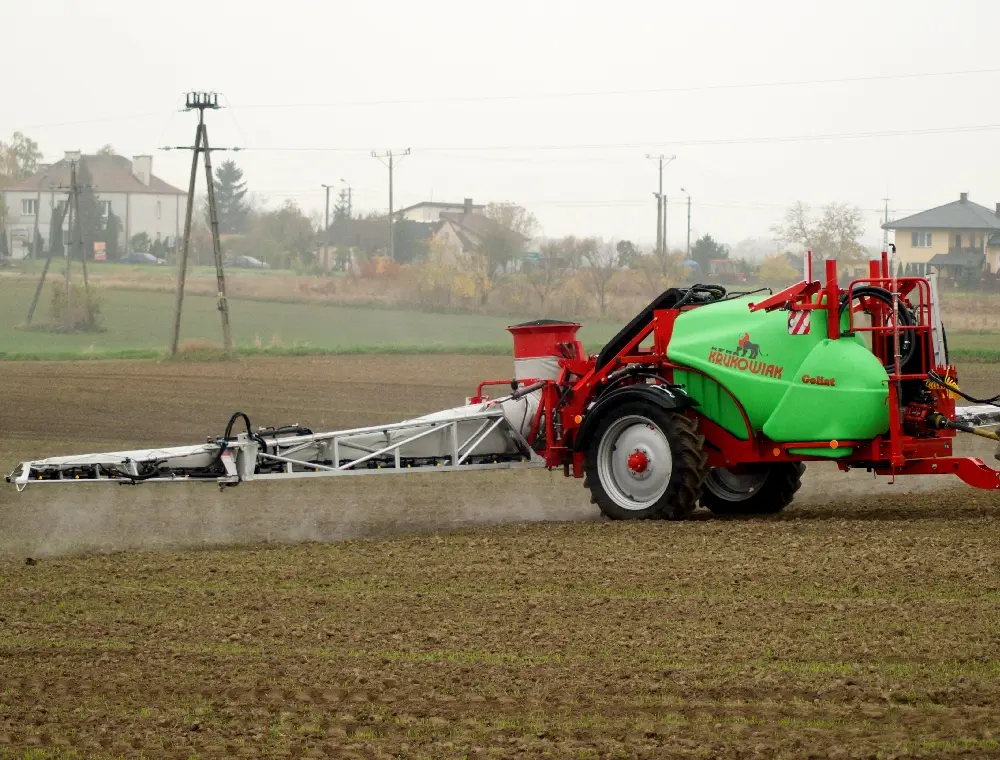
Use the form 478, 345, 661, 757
627, 450, 649, 474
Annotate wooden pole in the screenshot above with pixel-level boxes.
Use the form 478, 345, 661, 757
169, 117, 204, 356
201, 124, 234, 356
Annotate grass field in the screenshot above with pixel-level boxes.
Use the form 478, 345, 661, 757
1, 279, 998, 361
1, 356, 998, 758
0, 280, 620, 358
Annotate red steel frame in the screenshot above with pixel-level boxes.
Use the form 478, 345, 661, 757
472, 256, 1000, 490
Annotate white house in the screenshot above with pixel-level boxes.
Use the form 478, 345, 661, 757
2, 151, 185, 259
396, 198, 484, 222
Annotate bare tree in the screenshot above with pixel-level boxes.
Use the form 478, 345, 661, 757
638, 248, 689, 298
771, 202, 866, 265
580, 238, 622, 316
459, 202, 538, 305
525, 238, 572, 309
817, 203, 866, 265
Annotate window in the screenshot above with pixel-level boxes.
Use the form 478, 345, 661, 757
21, 199, 37, 215
156, 200, 162, 220
969, 233, 978, 248
99, 200, 111, 218
911, 231, 932, 248
955, 233, 962, 248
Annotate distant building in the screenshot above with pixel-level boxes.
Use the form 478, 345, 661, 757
395, 198, 484, 222
882, 192, 1000, 278
429, 207, 529, 266
1, 151, 185, 259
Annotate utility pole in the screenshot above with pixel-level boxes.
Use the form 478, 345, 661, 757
372, 149, 410, 261
321, 183, 334, 269
646, 154, 675, 255
882, 195, 891, 250
681, 188, 691, 258
26, 158, 91, 327
164, 92, 239, 357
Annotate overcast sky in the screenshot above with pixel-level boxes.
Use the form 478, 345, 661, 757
6, 0, 1000, 249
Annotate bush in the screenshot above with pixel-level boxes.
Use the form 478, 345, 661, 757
49, 282, 104, 332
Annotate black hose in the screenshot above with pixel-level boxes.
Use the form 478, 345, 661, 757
209, 412, 268, 473
927, 370, 1000, 408
838, 286, 917, 371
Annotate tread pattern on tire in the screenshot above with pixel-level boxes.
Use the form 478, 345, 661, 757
700, 462, 805, 516
584, 401, 708, 521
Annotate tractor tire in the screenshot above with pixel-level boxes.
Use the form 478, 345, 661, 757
699, 462, 805, 516
584, 402, 707, 521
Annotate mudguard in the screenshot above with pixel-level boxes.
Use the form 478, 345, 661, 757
574, 384, 696, 451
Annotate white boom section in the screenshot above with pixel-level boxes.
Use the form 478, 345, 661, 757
7, 392, 546, 490
953, 405, 1000, 430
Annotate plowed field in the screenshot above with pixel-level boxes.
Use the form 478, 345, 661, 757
1, 356, 999, 758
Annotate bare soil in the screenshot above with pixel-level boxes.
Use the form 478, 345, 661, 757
1, 356, 999, 758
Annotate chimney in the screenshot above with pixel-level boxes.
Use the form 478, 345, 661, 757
960, 192, 968, 202
64, 150, 81, 163
464, 197, 473, 214
132, 155, 153, 186
995, 202, 1000, 217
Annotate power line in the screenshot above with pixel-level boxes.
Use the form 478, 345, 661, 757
9, 66, 999, 132
228, 67, 1000, 110
235, 122, 1000, 154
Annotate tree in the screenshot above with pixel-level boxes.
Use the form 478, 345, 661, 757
484, 201, 538, 241
104, 210, 122, 259
210, 160, 250, 234
771, 202, 866, 266
817, 203, 866, 265
615, 240, 640, 269
0, 131, 42, 184
525, 238, 572, 309
758, 253, 799, 287
580, 238, 623, 316
690, 234, 729, 277
130, 232, 151, 253
334, 188, 351, 222
637, 248, 690, 297
96, 144, 116, 156
468, 202, 537, 303
74, 158, 104, 260
245, 200, 317, 268
392, 220, 429, 264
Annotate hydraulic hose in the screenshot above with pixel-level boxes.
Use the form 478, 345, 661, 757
210, 412, 269, 474
839, 286, 917, 371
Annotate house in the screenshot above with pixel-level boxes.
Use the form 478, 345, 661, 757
1, 151, 186, 259
882, 192, 1000, 279
429, 206, 529, 268
395, 198, 484, 222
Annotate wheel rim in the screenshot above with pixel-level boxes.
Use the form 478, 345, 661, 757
704, 467, 769, 502
596, 415, 672, 511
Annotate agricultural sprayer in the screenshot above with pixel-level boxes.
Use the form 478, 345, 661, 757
7, 252, 1000, 518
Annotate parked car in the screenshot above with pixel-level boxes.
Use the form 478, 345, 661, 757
120, 251, 167, 265
226, 254, 271, 269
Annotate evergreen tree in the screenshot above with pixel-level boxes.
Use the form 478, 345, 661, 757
74, 158, 104, 260
104, 210, 122, 259
210, 160, 250, 234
